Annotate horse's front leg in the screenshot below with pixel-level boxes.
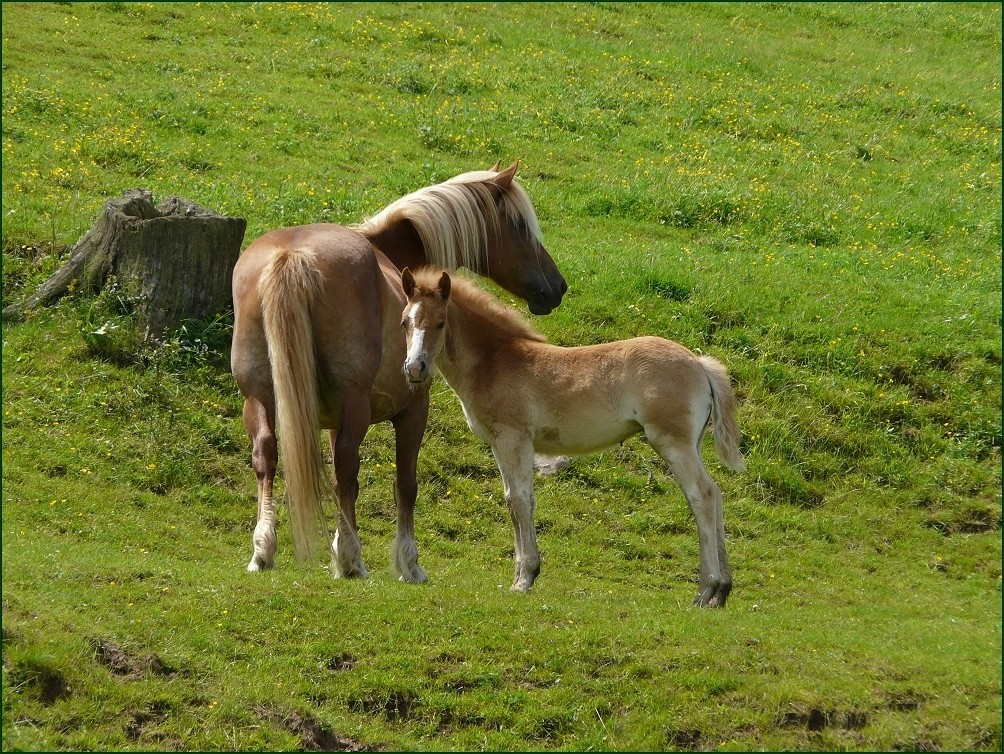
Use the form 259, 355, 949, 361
390, 393, 431, 584
243, 396, 279, 572
330, 390, 371, 579
491, 433, 540, 593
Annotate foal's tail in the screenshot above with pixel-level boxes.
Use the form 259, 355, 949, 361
698, 356, 747, 472
259, 246, 330, 564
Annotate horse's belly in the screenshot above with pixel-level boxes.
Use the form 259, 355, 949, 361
369, 390, 398, 424
315, 386, 407, 427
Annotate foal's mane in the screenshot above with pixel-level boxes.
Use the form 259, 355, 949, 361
412, 269, 547, 344
354, 171, 543, 273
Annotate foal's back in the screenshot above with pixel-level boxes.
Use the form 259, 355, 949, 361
494, 335, 714, 456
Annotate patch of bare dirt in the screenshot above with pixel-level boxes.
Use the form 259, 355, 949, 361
257, 706, 370, 752
91, 638, 176, 679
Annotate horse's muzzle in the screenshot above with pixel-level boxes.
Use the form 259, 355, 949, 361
528, 277, 568, 315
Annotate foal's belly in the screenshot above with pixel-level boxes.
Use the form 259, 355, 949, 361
533, 418, 640, 456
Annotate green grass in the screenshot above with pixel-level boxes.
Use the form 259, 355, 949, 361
3, 2, 1001, 751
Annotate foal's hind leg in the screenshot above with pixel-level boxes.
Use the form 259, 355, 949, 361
330, 388, 372, 579
390, 395, 431, 583
648, 432, 731, 607
242, 395, 279, 572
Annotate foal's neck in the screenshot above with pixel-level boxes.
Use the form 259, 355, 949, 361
439, 288, 527, 389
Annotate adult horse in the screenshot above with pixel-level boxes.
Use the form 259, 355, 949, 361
231, 162, 566, 580
401, 268, 745, 607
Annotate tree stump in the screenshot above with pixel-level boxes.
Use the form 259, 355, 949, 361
3, 189, 247, 338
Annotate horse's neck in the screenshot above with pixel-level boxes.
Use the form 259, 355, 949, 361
364, 219, 428, 270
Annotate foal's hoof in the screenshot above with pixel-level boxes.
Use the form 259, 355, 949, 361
693, 582, 731, 608
534, 454, 570, 476
510, 579, 534, 594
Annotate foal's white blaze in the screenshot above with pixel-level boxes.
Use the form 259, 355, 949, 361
404, 303, 428, 382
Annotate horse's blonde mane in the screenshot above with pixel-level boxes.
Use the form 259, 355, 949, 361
355, 171, 543, 273
412, 268, 546, 344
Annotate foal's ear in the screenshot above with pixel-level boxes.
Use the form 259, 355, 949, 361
491, 160, 519, 189
437, 271, 451, 301
401, 267, 416, 298
489, 160, 501, 172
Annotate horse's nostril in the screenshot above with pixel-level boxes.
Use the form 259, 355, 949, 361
560, 279, 568, 295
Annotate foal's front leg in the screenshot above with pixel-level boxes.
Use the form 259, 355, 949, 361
491, 433, 540, 592
390, 395, 430, 583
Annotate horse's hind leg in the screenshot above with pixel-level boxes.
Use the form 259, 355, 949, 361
390, 395, 431, 583
330, 388, 371, 579
243, 395, 279, 571
647, 432, 731, 607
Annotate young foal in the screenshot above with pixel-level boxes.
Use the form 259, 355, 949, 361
401, 269, 746, 607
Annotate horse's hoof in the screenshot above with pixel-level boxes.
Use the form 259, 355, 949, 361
247, 557, 274, 572
333, 562, 370, 580
399, 568, 428, 584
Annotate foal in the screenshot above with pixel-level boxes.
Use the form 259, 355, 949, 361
401, 268, 746, 607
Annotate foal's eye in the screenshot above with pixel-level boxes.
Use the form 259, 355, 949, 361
400, 319, 407, 329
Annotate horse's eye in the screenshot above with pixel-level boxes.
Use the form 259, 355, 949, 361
436, 321, 446, 330
400, 319, 407, 329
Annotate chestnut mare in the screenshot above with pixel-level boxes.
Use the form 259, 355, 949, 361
231, 162, 566, 581
401, 268, 745, 607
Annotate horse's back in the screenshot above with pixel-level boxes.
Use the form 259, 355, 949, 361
231, 222, 417, 426
233, 224, 375, 297
623, 336, 706, 380
232, 224, 388, 403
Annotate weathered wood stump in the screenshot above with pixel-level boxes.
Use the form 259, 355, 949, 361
3, 189, 247, 338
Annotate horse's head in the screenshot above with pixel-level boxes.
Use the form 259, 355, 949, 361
483, 162, 567, 315
401, 267, 451, 385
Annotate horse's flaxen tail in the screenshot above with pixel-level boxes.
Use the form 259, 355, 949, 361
698, 355, 747, 472
259, 246, 330, 564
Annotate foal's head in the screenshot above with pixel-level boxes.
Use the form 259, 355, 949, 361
401, 268, 451, 385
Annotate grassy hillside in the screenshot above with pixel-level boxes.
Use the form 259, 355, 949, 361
2, 2, 1001, 751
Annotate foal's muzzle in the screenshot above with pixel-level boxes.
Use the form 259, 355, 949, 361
405, 356, 429, 384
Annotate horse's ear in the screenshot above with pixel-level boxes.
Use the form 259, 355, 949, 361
402, 267, 416, 298
489, 160, 501, 172
437, 271, 451, 301
491, 160, 519, 189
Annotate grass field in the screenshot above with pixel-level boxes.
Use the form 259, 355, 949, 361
2, 2, 1001, 751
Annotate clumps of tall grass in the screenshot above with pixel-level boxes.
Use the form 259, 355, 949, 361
80, 279, 230, 372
